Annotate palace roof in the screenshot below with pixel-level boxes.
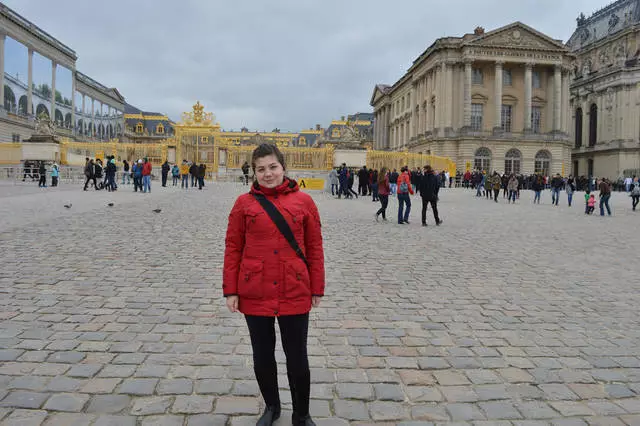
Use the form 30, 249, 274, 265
567, 0, 640, 51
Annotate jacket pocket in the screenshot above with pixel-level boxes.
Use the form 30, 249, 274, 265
238, 259, 264, 299
284, 261, 311, 299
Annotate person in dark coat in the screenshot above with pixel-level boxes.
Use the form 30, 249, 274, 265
189, 162, 198, 187
161, 161, 170, 187
419, 165, 442, 227
198, 164, 206, 189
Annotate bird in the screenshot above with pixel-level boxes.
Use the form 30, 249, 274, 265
107, 202, 114, 207
64, 203, 72, 209
152, 208, 162, 213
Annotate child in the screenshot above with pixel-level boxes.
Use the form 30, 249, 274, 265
587, 194, 596, 215
584, 189, 591, 214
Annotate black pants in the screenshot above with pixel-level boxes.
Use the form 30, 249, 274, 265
494, 189, 499, 202
421, 198, 440, 225
51, 176, 58, 187
38, 175, 46, 187
632, 195, 639, 211
83, 176, 97, 190
162, 172, 168, 187
245, 313, 310, 417
376, 194, 389, 219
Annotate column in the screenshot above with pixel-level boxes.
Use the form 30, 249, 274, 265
553, 65, 562, 132
524, 63, 533, 130
27, 48, 33, 115
81, 93, 85, 135
494, 61, 503, 130
0, 34, 5, 110
71, 71, 76, 133
434, 63, 443, 133
445, 62, 453, 130
463, 60, 472, 127
51, 60, 56, 123
383, 106, 388, 149
91, 98, 94, 137
561, 69, 570, 134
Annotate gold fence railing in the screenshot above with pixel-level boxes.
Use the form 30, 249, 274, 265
224, 145, 334, 170
60, 140, 167, 167
0, 143, 23, 164
366, 149, 456, 175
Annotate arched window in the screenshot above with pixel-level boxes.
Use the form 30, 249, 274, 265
504, 149, 522, 175
36, 104, 49, 118
474, 147, 492, 172
589, 103, 597, 147
18, 95, 28, 115
534, 150, 551, 175
4, 86, 15, 111
575, 107, 583, 148
136, 122, 143, 133
65, 113, 72, 128
299, 136, 306, 146
156, 123, 164, 134
54, 110, 64, 126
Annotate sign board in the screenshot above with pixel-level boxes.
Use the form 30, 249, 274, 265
95, 150, 104, 162
298, 178, 325, 190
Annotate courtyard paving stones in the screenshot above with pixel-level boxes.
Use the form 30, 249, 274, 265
1, 181, 640, 424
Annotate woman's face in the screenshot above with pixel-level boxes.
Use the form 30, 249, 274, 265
254, 154, 284, 188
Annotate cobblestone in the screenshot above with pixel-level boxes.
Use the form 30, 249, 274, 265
1, 184, 640, 423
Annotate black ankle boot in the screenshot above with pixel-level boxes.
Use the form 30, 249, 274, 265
292, 414, 316, 426
257, 405, 280, 426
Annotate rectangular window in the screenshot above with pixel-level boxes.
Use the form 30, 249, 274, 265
471, 103, 483, 131
503, 69, 512, 86
472, 68, 483, 85
532, 71, 541, 89
12, 133, 20, 142
407, 94, 411, 109
531, 106, 542, 133
501, 104, 512, 133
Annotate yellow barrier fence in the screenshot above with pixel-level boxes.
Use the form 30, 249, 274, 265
60, 141, 168, 167
225, 145, 333, 170
366, 149, 456, 175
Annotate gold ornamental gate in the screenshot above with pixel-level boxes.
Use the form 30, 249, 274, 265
366, 149, 456, 175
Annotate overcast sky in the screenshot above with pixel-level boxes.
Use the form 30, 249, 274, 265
4, 0, 605, 132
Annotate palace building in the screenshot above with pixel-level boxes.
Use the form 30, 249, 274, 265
123, 103, 174, 144
371, 22, 574, 176
567, 0, 640, 179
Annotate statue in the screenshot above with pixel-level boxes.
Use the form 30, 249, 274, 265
577, 13, 586, 27
35, 114, 56, 136
340, 120, 362, 142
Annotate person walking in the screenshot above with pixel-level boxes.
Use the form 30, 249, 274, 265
566, 176, 575, 207
375, 167, 390, 222
397, 166, 414, 224
507, 174, 518, 204
242, 161, 251, 185
133, 159, 143, 192
491, 172, 501, 202
180, 160, 190, 189
172, 164, 180, 186
122, 160, 130, 185
551, 173, 563, 206
50, 163, 59, 187
190, 161, 198, 187
532, 174, 543, 204
599, 178, 612, 216
142, 158, 152, 193
161, 160, 170, 187
371, 169, 379, 202
38, 162, 47, 188
631, 180, 640, 211
198, 163, 206, 189
83, 159, 97, 191
328, 168, 339, 196
223, 143, 325, 426
419, 165, 442, 226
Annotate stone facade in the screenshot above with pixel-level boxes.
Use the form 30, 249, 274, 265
371, 22, 574, 176
567, 0, 640, 180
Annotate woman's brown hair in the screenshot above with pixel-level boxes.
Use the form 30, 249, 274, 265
251, 143, 286, 173
378, 167, 388, 186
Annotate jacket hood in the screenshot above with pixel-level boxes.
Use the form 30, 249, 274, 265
250, 177, 299, 196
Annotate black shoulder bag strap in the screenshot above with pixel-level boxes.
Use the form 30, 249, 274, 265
252, 193, 309, 267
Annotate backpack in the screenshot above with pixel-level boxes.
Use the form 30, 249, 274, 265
399, 175, 409, 193
632, 184, 640, 196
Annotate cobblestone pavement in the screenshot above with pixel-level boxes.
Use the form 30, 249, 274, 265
1, 181, 640, 426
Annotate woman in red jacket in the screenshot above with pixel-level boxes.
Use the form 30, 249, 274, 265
223, 144, 325, 426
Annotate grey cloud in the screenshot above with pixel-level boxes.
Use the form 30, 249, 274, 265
5, 0, 605, 131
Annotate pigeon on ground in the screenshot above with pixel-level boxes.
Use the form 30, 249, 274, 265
107, 203, 114, 207
152, 208, 162, 213
64, 203, 72, 209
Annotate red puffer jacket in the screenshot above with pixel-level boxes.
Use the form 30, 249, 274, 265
223, 178, 325, 316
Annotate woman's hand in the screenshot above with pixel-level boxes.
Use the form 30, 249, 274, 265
226, 296, 239, 313
312, 296, 322, 308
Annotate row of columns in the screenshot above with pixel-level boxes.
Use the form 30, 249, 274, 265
374, 59, 572, 148
0, 31, 76, 129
